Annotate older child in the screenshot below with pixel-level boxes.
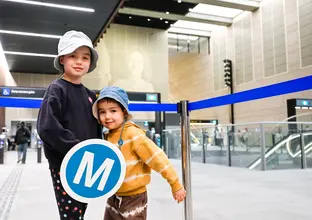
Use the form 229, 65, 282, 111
37, 30, 102, 220
92, 86, 186, 220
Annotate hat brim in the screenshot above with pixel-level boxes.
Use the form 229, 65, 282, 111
92, 98, 132, 121
53, 43, 98, 73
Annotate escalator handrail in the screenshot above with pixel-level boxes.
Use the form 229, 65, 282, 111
248, 132, 312, 169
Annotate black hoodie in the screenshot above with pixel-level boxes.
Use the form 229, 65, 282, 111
15, 125, 30, 145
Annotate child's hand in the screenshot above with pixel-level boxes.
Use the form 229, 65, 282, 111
172, 187, 186, 203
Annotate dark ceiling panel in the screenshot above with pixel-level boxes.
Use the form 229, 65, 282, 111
113, 14, 176, 30
0, 34, 58, 55
5, 54, 57, 74
0, 0, 122, 74
123, 0, 196, 15
113, 0, 197, 30
0, 1, 103, 40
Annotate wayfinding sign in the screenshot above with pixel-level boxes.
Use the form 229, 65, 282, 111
60, 139, 126, 203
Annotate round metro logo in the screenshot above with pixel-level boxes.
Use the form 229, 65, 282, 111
60, 139, 126, 203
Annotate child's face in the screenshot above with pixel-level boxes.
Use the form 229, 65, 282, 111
98, 100, 126, 130
60, 46, 91, 78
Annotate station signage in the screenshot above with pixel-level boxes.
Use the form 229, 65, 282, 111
0, 87, 46, 99
0, 86, 160, 103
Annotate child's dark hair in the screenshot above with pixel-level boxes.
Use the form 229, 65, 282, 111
99, 97, 125, 111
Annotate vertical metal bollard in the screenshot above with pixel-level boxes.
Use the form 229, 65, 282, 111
300, 124, 307, 169
202, 128, 206, 163
165, 134, 169, 157
0, 137, 5, 164
226, 126, 232, 167
260, 123, 266, 171
179, 100, 193, 220
37, 139, 42, 163
0, 146, 4, 164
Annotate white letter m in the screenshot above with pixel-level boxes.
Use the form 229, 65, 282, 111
73, 151, 115, 191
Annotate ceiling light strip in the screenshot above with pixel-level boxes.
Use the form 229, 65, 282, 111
0, 30, 62, 39
3, 0, 94, 12
4, 51, 56, 58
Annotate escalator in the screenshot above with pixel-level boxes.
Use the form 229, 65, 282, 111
248, 131, 312, 169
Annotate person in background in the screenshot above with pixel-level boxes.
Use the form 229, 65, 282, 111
15, 121, 30, 164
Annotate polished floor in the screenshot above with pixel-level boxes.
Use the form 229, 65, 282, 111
0, 149, 311, 220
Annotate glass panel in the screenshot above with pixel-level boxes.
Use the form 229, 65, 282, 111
163, 122, 312, 170
168, 38, 177, 46
199, 37, 208, 54
189, 125, 228, 166
262, 123, 303, 170
204, 126, 228, 165
163, 129, 181, 159
229, 124, 261, 168
189, 37, 199, 53
177, 35, 188, 52
190, 127, 203, 163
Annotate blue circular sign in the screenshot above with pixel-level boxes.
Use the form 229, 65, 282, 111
60, 139, 126, 203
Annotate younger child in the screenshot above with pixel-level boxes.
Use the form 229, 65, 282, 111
92, 86, 186, 220
37, 30, 102, 220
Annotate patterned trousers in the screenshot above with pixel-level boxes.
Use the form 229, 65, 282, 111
50, 168, 88, 220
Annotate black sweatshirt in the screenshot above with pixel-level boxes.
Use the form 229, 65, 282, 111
37, 79, 102, 168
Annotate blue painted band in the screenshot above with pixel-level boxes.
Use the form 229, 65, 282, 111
189, 75, 312, 111
129, 103, 177, 112
0, 97, 42, 108
0, 76, 311, 111
0, 97, 178, 112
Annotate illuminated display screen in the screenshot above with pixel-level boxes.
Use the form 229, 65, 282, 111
296, 99, 312, 107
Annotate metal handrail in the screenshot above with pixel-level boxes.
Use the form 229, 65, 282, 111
248, 132, 312, 169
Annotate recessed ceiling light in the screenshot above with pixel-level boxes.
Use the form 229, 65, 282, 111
3, 0, 95, 12
129, 16, 132, 19
4, 51, 57, 58
166, 11, 169, 14
147, 18, 151, 21
165, 21, 169, 24
170, 24, 173, 27
0, 30, 61, 39
160, 17, 163, 20
178, 0, 182, 3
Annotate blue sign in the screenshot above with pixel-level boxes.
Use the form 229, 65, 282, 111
2, 88, 11, 96
60, 139, 126, 203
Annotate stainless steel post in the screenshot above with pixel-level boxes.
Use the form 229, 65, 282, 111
202, 128, 206, 163
300, 124, 307, 169
0, 146, 4, 164
0, 137, 5, 164
37, 144, 42, 163
180, 101, 193, 220
226, 126, 232, 167
260, 123, 266, 171
165, 134, 169, 157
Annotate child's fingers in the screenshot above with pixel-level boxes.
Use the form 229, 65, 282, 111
176, 194, 185, 203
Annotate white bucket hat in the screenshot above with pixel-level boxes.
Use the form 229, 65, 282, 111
53, 30, 98, 73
